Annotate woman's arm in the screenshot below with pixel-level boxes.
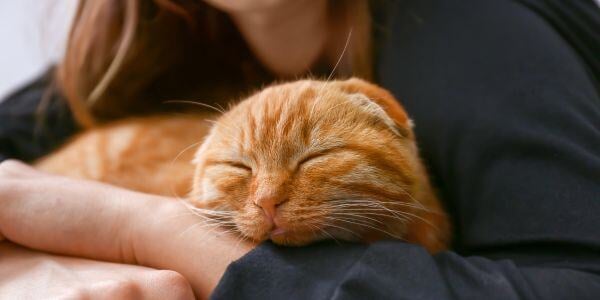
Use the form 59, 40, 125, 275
0, 243, 194, 299
0, 160, 254, 299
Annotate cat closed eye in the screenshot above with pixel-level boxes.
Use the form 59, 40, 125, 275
297, 153, 325, 167
209, 161, 252, 172
297, 148, 341, 168
227, 162, 252, 171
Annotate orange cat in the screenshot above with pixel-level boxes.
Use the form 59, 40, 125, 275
37, 78, 450, 252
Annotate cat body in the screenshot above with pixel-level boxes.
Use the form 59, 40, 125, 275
37, 78, 450, 252
37, 115, 212, 197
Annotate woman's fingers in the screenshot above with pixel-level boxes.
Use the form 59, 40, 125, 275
67, 270, 193, 300
0, 242, 194, 300
133, 270, 195, 300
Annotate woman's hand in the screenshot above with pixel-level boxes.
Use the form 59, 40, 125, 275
0, 243, 193, 299
0, 160, 255, 298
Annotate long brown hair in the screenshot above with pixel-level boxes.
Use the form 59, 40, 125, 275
56, 0, 372, 127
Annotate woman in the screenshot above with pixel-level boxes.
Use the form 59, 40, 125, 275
1, 0, 599, 299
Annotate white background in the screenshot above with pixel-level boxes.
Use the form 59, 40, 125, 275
0, 1, 76, 101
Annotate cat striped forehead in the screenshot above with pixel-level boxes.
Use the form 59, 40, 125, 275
261, 79, 413, 127
248, 79, 413, 140
194, 79, 414, 162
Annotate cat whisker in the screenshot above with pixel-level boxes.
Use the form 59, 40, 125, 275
334, 200, 440, 231
180, 205, 234, 217
319, 219, 363, 239
335, 209, 410, 225
312, 224, 342, 245
178, 202, 238, 230
166, 140, 206, 197
163, 99, 226, 114
351, 200, 418, 225
327, 216, 371, 232
393, 188, 427, 210
325, 215, 405, 240
177, 220, 224, 238
329, 211, 387, 225
326, 28, 353, 83
308, 29, 354, 120
327, 199, 437, 214
184, 206, 235, 217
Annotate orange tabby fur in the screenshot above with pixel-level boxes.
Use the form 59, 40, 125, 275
37, 78, 450, 253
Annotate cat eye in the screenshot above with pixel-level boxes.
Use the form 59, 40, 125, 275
297, 152, 326, 167
208, 160, 252, 172
297, 147, 343, 168
225, 162, 252, 171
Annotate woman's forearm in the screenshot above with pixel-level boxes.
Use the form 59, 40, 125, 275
0, 160, 254, 299
0, 167, 138, 263
132, 200, 254, 298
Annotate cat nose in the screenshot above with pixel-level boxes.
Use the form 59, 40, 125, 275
254, 196, 287, 221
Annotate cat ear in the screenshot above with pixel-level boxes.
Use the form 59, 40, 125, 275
335, 78, 414, 138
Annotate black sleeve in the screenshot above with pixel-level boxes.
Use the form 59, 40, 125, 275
0, 69, 78, 162
212, 0, 600, 299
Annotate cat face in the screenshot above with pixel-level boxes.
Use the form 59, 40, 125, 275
190, 78, 425, 246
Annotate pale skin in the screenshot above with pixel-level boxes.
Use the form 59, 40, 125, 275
205, 0, 332, 76
0, 243, 194, 300
0, 160, 253, 298
0, 1, 340, 299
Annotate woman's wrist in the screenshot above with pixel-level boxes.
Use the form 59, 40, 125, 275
132, 198, 255, 298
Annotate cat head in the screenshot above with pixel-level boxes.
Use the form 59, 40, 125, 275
189, 78, 432, 246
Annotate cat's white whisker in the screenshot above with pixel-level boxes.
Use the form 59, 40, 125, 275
329, 211, 386, 225
325, 215, 405, 240
163, 99, 226, 114
166, 140, 206, 197
337, 199, 439, 231
315, 225, 343, 245
177, 220, 223, 238
326, 28, 353, 83
308, 28, 354, 118
320, 219, 362, 239
327, 198, 437, 213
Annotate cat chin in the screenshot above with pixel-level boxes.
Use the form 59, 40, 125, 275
269, 235, 317, 247
240, 228, 323, 246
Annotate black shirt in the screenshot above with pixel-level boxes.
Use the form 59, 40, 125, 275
1, 0, 599, 299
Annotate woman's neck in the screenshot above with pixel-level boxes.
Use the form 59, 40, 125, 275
228, 0, 333, 77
